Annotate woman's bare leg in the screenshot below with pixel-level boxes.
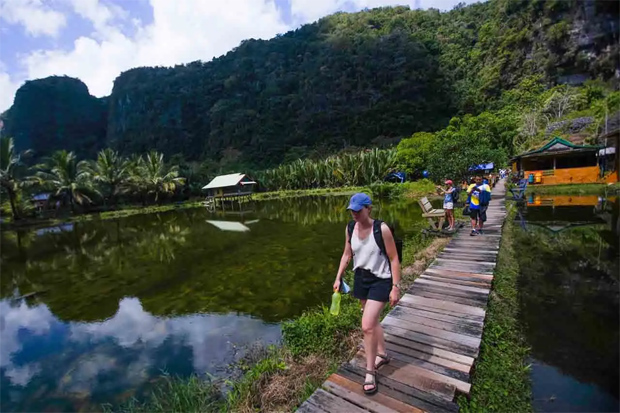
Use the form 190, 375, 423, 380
362, 299, 386, 390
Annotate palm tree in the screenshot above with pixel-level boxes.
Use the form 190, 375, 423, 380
130, 151, 185, 204
0, 137, 32, 220
36, 150, 98, 212
87, 148, 129, 206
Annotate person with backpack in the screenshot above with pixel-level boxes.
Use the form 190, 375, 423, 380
332, 192, 401, 395
467, 176, 491, 235
478, 178, 492, 233
436, 180, 456, 231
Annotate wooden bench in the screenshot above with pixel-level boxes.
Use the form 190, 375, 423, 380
418, 196, 445, 230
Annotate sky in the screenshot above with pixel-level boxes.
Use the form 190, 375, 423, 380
0, 0, 479, 113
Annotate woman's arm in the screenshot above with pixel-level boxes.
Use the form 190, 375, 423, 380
333, 225, 353, 290
381, 223, 400, 306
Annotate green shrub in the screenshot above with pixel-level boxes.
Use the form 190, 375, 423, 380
367, 182, 404, 199
282, 293, 361, 358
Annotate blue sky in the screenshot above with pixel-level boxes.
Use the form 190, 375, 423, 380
0, 0, 479, 112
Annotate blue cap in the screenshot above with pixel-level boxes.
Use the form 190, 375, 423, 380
347, 193, 372, 211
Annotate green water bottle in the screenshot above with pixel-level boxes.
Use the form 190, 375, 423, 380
330, 290, 341, 316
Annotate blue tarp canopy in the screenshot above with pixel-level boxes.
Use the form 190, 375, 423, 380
385, 172, 406, 183
469, 162, 494, 171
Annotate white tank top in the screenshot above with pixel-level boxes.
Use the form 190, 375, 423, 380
351, 222, 392, 279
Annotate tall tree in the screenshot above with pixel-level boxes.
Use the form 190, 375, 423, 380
129, 151, 185, 203
0, 137, 32, 220
36, 150, 97, 212
87, 148, 129, 206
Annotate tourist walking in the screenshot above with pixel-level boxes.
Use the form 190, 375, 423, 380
333, 193, 401, 395
467, 177, 482, 236
436, 180, 455, 230
478, 178, 492, 233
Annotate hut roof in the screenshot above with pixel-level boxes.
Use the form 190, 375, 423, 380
513, 137, 601, 160
202, 173, 256, 190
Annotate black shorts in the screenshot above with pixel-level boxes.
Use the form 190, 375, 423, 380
353, 268, 392, 302
479, 205, 488, 222
469, 208, 480, 220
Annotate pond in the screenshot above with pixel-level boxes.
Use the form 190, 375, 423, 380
515, 194, 619, 412
0, 195, 428, 412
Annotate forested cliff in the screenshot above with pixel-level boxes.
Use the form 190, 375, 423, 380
2, 0, 618, 169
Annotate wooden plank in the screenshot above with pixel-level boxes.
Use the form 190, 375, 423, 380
415, 278, 490, 295
325, 374, 423, 413
388, 307, 483, 338
351, 354, 472, 396
349, 355, 457, 401
383, 316, 481, 348
437, 253, 498, 263
420, 274, 490, 288
297, 400, 329, 413
430, 263, 494, 276
309, 388, 369, 413
443, 247, 498, 254
434, 258, 496, 267
399, 294, 486, 317
358, 346, 470, 382
411, 283, 490, 303
391, 304, 483, 329
440, 249, 499, 257
383, 341, 471, 374
338, 364, 458, 413
301, 394, 332, 412
383, 324, 478, 358
397, 296, 486, 323
383, 332, 475, 366
410, 288, 489, 308
424, 268, 493, 282
323, 376, 402, 413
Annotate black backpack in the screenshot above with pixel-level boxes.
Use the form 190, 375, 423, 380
451, 187, 460, 203
347, 220, 403, 270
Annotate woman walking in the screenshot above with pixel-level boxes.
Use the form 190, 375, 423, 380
333, 193, 401, 395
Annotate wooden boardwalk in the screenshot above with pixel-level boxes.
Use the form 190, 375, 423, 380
298, 180, 507, 413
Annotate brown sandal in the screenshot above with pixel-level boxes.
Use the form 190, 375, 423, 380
375, 353, 391, 370
363, 370, 378, 395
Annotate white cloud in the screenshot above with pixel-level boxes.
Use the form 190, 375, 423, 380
0, 69, 22, 114
0, 0, 480, 112
0, 0, 67, 37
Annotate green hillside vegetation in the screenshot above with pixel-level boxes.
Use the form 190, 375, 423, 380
1, 0, 618, 172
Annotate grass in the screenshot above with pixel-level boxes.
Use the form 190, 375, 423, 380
253, 186, 364, 200
252, 179, 439, 202
524, 182, 620, 195
102, 375, 224, 413
458, 204, 533, 413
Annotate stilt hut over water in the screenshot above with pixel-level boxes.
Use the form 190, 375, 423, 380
511, 136, 618, 185
202, 173, 256, 207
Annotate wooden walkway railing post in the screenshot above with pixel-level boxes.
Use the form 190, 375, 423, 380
298, 180, 507, 413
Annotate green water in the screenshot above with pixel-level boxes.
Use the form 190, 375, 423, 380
515, 196, 619, 412
0, 195, 426, 411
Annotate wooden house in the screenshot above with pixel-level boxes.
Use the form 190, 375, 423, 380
202, 173, 256, 205
511, 137, 618, 185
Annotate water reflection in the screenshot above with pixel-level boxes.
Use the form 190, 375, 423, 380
516, 196, 619, 412
0, 297, 281, 412
0, 195, 427, 411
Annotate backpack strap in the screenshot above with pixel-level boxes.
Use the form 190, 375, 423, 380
372, 220, 388, 258
347, 220, 356, 243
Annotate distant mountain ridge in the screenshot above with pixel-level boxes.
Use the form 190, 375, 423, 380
2, 0, 618, 167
